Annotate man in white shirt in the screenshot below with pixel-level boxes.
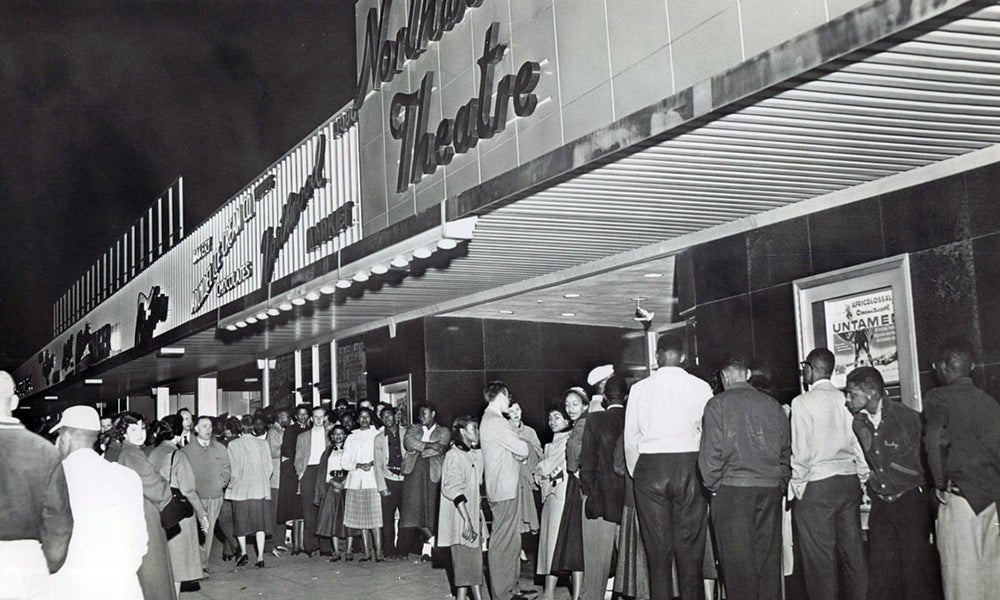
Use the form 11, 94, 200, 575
790, 348, 869, 600
295, 405, 331, 557
624, 334, 713, 600
52, 405, 147, 600
480, 381, 530, 600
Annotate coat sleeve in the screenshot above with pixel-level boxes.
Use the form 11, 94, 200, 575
922, 393, 949, 490
789, 398, 812, 499
220, 443, 232, 489
698, 397, 726, 493
374, 433, 388, 493
403, 425, 424, 453
578, 416, 600, 496
174, 452, 207, 520
119, 448, 172, 509
40, 461, 74, 573
440, 452, 465, 503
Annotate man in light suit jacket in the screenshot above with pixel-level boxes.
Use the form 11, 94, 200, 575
294, 405, 331, 556
400, 403, 451, 550
377, 405, 411, 557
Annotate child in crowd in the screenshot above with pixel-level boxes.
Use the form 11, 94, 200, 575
438, 416, 488, 600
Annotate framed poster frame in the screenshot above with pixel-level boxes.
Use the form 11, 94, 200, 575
379, 374, 413, 426
793, 254, 922, 410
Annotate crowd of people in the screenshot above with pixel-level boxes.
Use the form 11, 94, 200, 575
1, 333, 998, 600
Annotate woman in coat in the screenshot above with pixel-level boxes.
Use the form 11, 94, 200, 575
507, 401, 541, 535
342, 407, 387, 561
535, 406, 572, 600
438, 415, 488, 600
226, 415, 274, 568
550, 387, 590, 600
148, 415, 208, 596
115, 412, 176, 600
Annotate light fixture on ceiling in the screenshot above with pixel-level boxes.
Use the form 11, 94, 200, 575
563, 293, 581, 299
498, 309, 515, 315
643, 272, 664, 278
267, 308, 281, 317
336, 279, 353, 289
44, 395, 58, 400
226, 324, 238, 331
279, 302, 293, 311
236, 321, 248, 328
437, 238, 457, 250
561, 312, 576, 317
245, 316, 258, 324
633, 297, 655, 331
390, 255, 410, 269
158, 347, 185, 357
305, 291, 320, 302
412, 246, 433, 259
370, 263, 389, 275
353, 271, 370, 283
320, 285, 336, 295
291, 297, 307, 306
256, 311, 268, 320
84, 379, 103, 385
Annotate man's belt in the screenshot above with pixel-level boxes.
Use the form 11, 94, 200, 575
873, 485, 923, 504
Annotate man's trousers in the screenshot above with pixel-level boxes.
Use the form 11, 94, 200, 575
792, 474, 867, 600
633, 452, 707, 600
936, 492, 1000, 600
711, 485, 782, 600
488, 498, 521, 600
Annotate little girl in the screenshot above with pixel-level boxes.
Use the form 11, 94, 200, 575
438, 416, 488, 600
314, 425, 355, 561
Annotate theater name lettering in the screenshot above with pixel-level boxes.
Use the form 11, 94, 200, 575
355, 0, 542, 192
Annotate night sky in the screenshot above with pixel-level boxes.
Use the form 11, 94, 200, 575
0, 1, 357, 372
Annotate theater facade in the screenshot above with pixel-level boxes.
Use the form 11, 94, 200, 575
15, 0, 1000, 434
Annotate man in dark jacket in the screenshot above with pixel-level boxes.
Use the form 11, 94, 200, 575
845, 366, 941, 600
579, 375, 627, 600
0, 370, 74, 597
699, 353, 790, 600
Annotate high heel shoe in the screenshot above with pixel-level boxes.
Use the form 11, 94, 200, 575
236, 554, 249, 567
255, 560, 265, 569
344, 553, 354, 561
375, 554, 385, 563
328, 553, 341, 563
222, 552, 234, 562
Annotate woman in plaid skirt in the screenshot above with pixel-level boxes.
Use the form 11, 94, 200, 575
342, 408, 387, 561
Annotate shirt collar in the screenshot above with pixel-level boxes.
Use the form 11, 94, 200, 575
605, 403, 624, 409
197, 437, 211, 448
863, 399, 883, 427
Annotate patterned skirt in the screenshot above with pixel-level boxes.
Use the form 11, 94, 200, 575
344, 488, 383, 530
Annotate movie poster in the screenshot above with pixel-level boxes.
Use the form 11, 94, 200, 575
823, 288, 898, 388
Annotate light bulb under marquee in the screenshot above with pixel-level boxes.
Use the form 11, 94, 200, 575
226, 325, 238, 331
353, 271, 370, 282
279, 303, 293, 312
236, 321, 248, 328
245, 316, 258, 324
292, 297, 307, 306
305, 292, 320, 302
391, 256, 410, 268
256, 312, 268, 320
437, 238, 457, 250
320, 285, 336, 295
370, 264, 389, 275
336, 279, 353, 289
267, 308, 281, 317
412, 247, 433, 259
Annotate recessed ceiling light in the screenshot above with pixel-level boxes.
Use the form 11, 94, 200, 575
563, 293, 580, 299
266, 308, 280, 317
560, 312, 576, 317
245, 316, 258, 324
498, 309, 515, 315
305, 291, 320, 302
643, 272, 664, 278
336, 279, 353, 289
291, 297, 307, 306
320, 285, 336, 295
279, 302, 293, 311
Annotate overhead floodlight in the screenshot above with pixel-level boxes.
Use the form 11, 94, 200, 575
336, 279, 353, 289
291, 297, 307, 306
279, 302, 294, 311
437, 238, 457, 250
353, 271, 370, 283
266, 308, 281, 317
305, 291, 320, 302
370, 264, 389, 275
320, 285, 336, 295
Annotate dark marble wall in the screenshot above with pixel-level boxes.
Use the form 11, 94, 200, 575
681, 161, 1000, 402
423, 316, 633, 439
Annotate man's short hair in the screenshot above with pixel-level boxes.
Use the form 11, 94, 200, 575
719, 352, 750, 373
195, 415, 213, 427
656, 334, 684, 355
603, 376, 628, 402
938, 336, 975, 374
295, 403, 312, 414
845, 366, 885, 397
379, 405, 395, 418
419, 402, 437, 415
484, 380, 509, 403
177, 407, 193, 416
805, 347, 836, 377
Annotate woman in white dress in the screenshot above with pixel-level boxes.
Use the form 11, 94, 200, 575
534, 406, 572, 600
341, 408, 387, 561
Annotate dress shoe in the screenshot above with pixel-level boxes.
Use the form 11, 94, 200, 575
308, 550, 321, 558
328, 554, 341, 563
222, 552, 234, 562
255, 560, 265, 569
344, 553, 354, 561
235, 554, 249, 567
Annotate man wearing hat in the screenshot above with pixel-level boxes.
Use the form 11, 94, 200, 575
0, 370, 74, 599
51, 405, 147, 600
587, 364, 614, 414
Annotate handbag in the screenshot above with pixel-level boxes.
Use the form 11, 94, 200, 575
160, 450, 194, 539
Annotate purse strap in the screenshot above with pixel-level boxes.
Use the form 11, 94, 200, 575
169, 450, 177, 487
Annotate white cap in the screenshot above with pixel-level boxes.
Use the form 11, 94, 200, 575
50, 405, 101, 433
587, 364, 614, 387
0, 371, 15, 400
